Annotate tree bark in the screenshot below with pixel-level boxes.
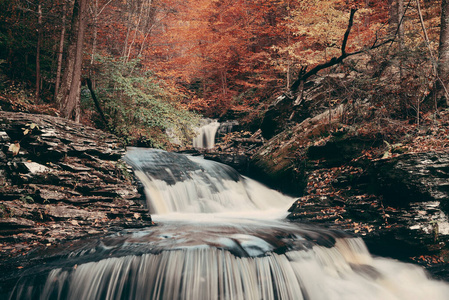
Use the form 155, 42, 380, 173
59, 0, 88, 119
438, 0, 449, 105
54, 0, 67, 100
398, 0, 404, 79
388, 0, 398, 32
35, 2, 42, 102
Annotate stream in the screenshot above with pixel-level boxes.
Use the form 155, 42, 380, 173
4, 148, 449, 299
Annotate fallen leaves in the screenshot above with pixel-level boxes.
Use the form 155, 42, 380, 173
8, 142, 20, 156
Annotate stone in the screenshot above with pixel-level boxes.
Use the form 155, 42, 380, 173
0, 111, 151, 260
370, 152, 449, 211
0, 218, 35, 229
22, 162, 52, 174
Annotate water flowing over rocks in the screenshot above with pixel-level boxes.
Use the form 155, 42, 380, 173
0, 111, 152, 262
3, 148, 449, 299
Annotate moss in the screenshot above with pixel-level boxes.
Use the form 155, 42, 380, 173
116, 160, 132, 181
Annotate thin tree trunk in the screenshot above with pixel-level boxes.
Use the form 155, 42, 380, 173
126, 0, 145, 62
91, 0, 98, 66
416, 0, 438, 76
35, 2, 42, 102
54, 0, 67, 100
438, 0, 449, 105
90, 0, 113, 89
398, 0, 404, 78
286, 0, 291, 89
90, 0, 98, 89
388, 0, 398, 33
61, 0, 88, 118
85, 77, 111, 131
122, 1, 133, 59
398, 0, 404, 44
364, 0, 370, 26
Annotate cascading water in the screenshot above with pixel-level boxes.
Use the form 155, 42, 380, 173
5, 148, 449, 300
123, 148, 291, 215
192, 119, 220, 150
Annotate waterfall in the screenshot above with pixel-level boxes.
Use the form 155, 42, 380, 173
192, 119, 220, 150
6, 149, 449, 300
123, 148, 292, 214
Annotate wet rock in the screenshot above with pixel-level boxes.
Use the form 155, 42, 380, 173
59, 163, 91, 172
0, 218, 35, 229
370, 152, 449, 211
46, 205, 106, 220
204, 152, 248, 173
0, 111, 152, 260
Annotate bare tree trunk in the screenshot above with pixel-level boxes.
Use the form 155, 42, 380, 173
60, 0, 88, 118
56, 0, 79, 110
126, 0, 145, 62
398, 0, 404, 78
91, 0, 98, 66
54, 0, 67, 100
90, 0, 113, 89
122, 1, 133, 59
438, 0, 449, 105
388, 0, 398, 33
90, 0, 98, 89
286, 0, 291, 89
364, 0, 370, 26
35, 2, 42, 102
397, 0, 404, 45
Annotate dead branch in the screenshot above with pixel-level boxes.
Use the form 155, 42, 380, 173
290, 8, 394, 93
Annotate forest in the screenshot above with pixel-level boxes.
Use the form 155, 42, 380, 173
3, 0, 449, 294
1, 0, 448, 147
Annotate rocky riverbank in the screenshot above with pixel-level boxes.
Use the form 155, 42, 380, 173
0, 111, 152, 267
204, 106, 449, 280
253, 108, 449, 279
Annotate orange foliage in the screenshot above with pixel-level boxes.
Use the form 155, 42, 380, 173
87, 0, 432, 117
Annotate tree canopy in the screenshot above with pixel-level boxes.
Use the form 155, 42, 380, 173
0, 0, 448, 145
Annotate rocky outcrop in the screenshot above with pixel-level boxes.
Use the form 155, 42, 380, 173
249, 106, 347, 195
370, 152, 449, 211
250, 113, 449, 278
0, 111, 152, 261
260, 75, 347, 140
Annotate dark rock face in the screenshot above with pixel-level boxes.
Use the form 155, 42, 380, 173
260, 94, 296, 140
0, 112, 152, 261
370, 152, 449, 211
307, 137, 382, 167
204, 152, 248, 174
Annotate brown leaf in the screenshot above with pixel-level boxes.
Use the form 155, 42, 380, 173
8, 142, 20, 156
